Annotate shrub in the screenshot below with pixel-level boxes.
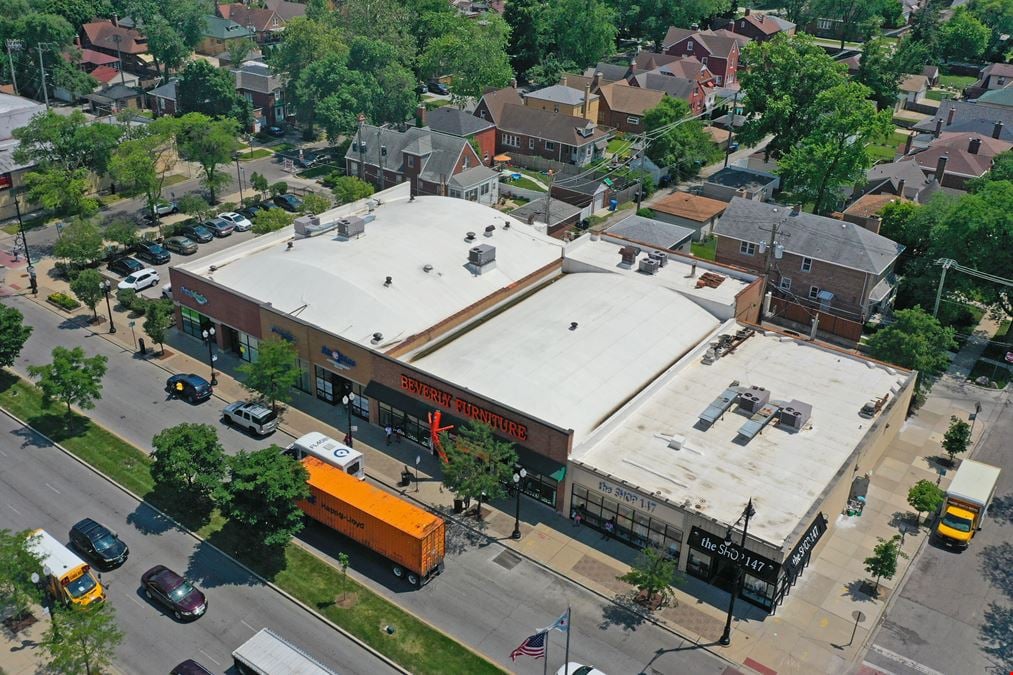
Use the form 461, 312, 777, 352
115, 288, 150, 313
47, 292, 81, 311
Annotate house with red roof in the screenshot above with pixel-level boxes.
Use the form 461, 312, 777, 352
727, 9, 795, 42
79, 19, 151, 75
660, 27, 743, 87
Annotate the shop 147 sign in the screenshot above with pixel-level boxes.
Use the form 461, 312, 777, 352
688, 527, 779, 583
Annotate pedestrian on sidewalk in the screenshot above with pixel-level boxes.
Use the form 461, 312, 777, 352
385, 424, 393, 446
395, 426, 403, 444
602, 516, 615, 540
571, 508, 582, 527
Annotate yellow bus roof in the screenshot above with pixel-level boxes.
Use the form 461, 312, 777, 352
26, 529, 88, 578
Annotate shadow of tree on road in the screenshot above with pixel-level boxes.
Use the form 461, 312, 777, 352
989, 494, 1013, 527
598, 591, 647, 631
980, 602, 1013, 669
980, 543, 1013, 599
842, 579, 880, 603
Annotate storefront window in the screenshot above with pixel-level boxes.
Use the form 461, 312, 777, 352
294, 358, 312, 394
315, 365, 334, 402
570, 484, 681, 554
348, 382, 370, 419
519, 472, 557, 508
687, 549, 712, 580
237, 332, 259, 363
378, 402, 431, 448
180, 307, 208, 338
742, 574, 775, 610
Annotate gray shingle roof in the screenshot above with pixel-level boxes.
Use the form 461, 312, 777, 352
714, 197, 904, 274
447, 164, 498, 188
497, 104, 610, 146
606, 215, 695, 249
913, 100, 1013, 141
426, 106, 494, 137
630, 73, 698, 99
509, 197, 582, 226
147, 79, 178, 102
345, 125, 468, 184
585, 62, 630, 81
525, 84, 595, 106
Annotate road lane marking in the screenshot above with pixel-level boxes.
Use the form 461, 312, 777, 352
862, 661, 899, 675
7, 503, 21, 514
199, 649, 221, 666
870, 644, 945, 675
0, 448, 8, 457
128, 595, 144, 607
241, 619, 256, 631
44, 483, 61, 494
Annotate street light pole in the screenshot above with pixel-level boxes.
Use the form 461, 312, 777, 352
341, 394, 353, 448
201, 327, 218, 385
36, 43, 49, 110
511, 466, 527, 539
100, 280, 116, 333
234, 153, 245, 203
719, 498, 756, 647
12, 190, 37, 295
5, 39, 21, 96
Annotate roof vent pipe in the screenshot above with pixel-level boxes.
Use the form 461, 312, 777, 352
384, 276, 392, 287
371, 332, 383, 343
569, 322, 578, 331
423, 264, 433, 273
465, 231, 476, 241
484, 224, 496, 237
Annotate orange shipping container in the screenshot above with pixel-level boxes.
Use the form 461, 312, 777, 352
298, 457, 446, 586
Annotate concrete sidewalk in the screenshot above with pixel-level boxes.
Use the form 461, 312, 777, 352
5, 255, 997, 675
0, 605, 128, 675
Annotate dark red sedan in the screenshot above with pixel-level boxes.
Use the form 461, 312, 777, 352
140, 565, 207, 621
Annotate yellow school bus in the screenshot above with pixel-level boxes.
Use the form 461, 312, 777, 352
26, 529, 106, 606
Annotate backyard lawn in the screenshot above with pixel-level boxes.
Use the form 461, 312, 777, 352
691, 237, 717, 260
938, 73, 977, 90
867, 130, 909, 163
925, 89, 954, 101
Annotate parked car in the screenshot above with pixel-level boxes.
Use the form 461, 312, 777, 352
416, 81, 428, 94
164, 235, 198, 255
266, 125, 286, 137
203, 217, 235, 238
107, 256, 144, 277
258, 200, 281, 212
165, 373, 213, 403
218, 211, 253, 231
140, 565, 207, 621
273, 194, 303, 212
222, 401, 278, 436
117, 268, 160, 291
134, 241, 171, 265
557, 664, 607, 675
154, 200, 178, 216
69, 518, 128, 569
170, 661, 213, 675
239, 204, 262, 221
181, 223, 214, 243
427, 81, 449, 95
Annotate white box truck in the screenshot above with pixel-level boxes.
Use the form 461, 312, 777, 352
934, 459, 1001, 550
284, 431, 364, 479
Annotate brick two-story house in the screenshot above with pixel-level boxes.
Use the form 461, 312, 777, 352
524, 84, 599, 120
661, 27, 743, 87
345, 125, 499, 204
713, 198, 905, 321
494, 104, 611, 167
728, 9, 795, 42
474, 85, 523, 126
233, 60, 285, 127
79, 20, 150, 75
423, 106, 496, 165
218, 4, 287, 46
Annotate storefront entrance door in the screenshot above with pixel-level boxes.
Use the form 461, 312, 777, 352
712, 557, 738, 592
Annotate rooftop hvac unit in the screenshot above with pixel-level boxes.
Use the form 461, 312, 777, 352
737, 385, 770, 413
469, 244, 496, 266
337, 216, 365, 238
778, 400, 812, 430
361, 213, 376, 225
293, 215, 319, 236
638, 258, 660, 275
648, 250, 668, 267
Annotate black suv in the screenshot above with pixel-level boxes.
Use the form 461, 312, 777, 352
108, 256, 144, 277
166, 374, 213, 403
70, 518, 129, 568
135, 241, 171, 265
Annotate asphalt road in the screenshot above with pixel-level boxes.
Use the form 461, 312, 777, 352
4, 294, 735, 675
861, 379, 1013, 675
0, 412, 398, 675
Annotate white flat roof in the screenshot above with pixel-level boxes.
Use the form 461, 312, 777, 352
176, 192, 564, 349
413, 272, 722, 442
564, 236, 754, 319
573, 327, 910, 548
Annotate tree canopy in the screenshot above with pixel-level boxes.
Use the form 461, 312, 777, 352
152, 423, 228, 501
440, 421, 518, 520
0, 307, 33, 369
866, 307, 956, 380
176, 60, 252, 127
237, 337, 301, 411
644, 97, 722, 178
220, 447, 310, 548
419, 15, 513, 102
27, 346, 108, 413
938, 7, 991, 61
43, 603, 123, 675
175, 113, 241, 203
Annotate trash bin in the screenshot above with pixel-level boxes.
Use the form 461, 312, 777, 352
138, 338, 147, 355
453, 498, 464, 514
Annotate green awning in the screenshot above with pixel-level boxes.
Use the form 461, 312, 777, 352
549, 466, 567, 482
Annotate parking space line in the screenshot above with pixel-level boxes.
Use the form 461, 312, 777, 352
44, 483, 61, 494
870, 644, 945, 675
240, 619, 256, 631
199, 649, 221, 666
7, 503, 21, 514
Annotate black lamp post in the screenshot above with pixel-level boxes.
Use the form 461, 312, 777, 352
201, 326, 218, 385
100, 279, 116, 333
511, 466, 527, 539
12, 190, 37, 295
341, 393, 354, 448
719, 498, 756, 647
233, 152, 245, 203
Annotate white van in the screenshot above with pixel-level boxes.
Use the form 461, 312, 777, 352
285, 432, 364, 480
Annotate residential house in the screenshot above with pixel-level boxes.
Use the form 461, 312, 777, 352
581, 62, 629, 82
147, 79, 178, 117
264, 0, 306, 21
897, 74, 928, 111
728, 9, 795, 42
494, 104, 611, 168
841, 193, 910, 233
634, 55, 718, 87
474, 85, 523, 126
79, 20, 151, 75
344, 124, 500, 204
661, 27, 743, 87
626, 73, 710, 114
606, 214, 695, 253
649, 191, 727, 241
218, 4, 286, 45
197, 16, 255, 56
550, 177, 611, 213
910, 132, 1013, 190
524, 84, 598, 121
509, 196, 583, 236
84, 83, 144, 115
595, 84, 665, 132
423, 106, 497, 165
714, 198, 905, 321
977, 87, 1013, 109
233, 60, 285, 128
910, 101, 1013, 150
702, 165, 779, 202
964, 62, 1013, 100
859, 157, 935, 202
921, 65, 939, 87
70, 47, 139, 90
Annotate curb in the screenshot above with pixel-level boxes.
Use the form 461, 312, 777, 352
0, 405, 410, 675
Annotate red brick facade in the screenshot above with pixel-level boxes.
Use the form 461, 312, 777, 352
664, 38, 739, 87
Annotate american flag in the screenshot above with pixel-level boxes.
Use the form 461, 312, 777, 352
510, 631, 547, 661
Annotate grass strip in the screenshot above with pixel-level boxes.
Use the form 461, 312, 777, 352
0, 371, 502, 675
691, 237, 717, 261
238, 148, 273, 161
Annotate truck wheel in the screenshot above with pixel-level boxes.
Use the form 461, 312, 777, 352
392, 565, 403, 578
407, 573, 419, 585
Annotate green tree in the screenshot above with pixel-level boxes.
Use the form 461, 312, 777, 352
337, 552, 350, 601
777, 82, 893, 214
855, 36, 904, 111
237, 337, 300, 411
0, 528, 43, 621
738, 34, 848, 160
907, 479, 945, 525
330, 175, 375, 204
942, 415, 972, 465
643, 97, 722, 178
938, 7, 991, 61
176, 60, 252, 127
42, 602, 123, 675
419, 16, 514, 102
151, 423, 228, 501
110, 117, 180, 235
0, 306, 33, 369
176, 194, 213, 222
225, 37, 255, 67
5, 13, 95, 103
617, 546, 679, 606
866, 307, 956, 382
252, 208, 295, 234
347, 37, 418, 126
301, 192, 332, 215
104, 216, 140, 249
547, 0, 617, 68
503, 0, 546, 76
175, 113, 242, 203
968, 150, 1013, 190
29, 0, 112, 30
333, 0, 417, 67
268, 18, 348, 131
69, 268, 104, 320
27, 346, 108, 413
863, 534, 907, 593
13, 110, 121, 175
249, 172, 270, 197
525, 54, 578, 89
812, 0, 892, 49
609, 0, 725, 50
220, 447, 310, 548
24, 167, 99, 219
440, 421, 518, 520
52, 219, 104, 268
142, 298, 173, 355
968, 0, 1013, 58
270, 181, 289, 197
144, 17, 192, 80
121, 0, 206, 79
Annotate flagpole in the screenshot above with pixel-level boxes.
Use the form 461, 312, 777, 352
544, 630, 549, 675
564, 605, 571, 671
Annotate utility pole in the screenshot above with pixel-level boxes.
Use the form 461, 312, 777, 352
758, 208, 791, 294
4, 39, 21, 96
12, 192, 37, 295
544, 169, 555, 227
377, 127, 385, 190
36, 43, 49, 110
111, 34, 126, 86
356, 113, 365, 180
932, 258, 955, 318
636, 133, 646, 211
724, 90, 739, 169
